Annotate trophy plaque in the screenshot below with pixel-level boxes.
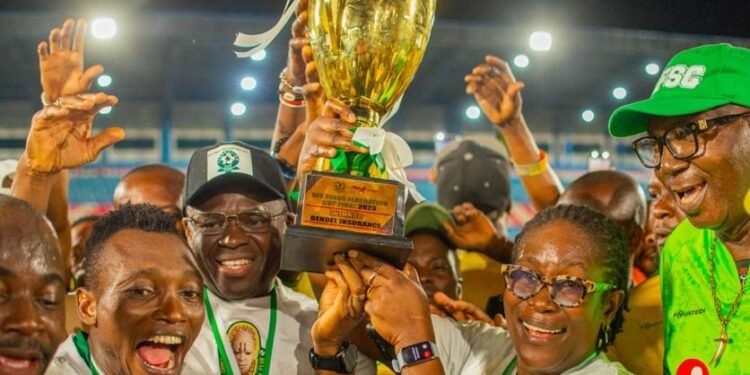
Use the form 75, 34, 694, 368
282, 172, 411, 272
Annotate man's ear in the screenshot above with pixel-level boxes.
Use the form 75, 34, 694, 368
76, 288, 97, 326
429, 167, 438, 183
286, 212, 296, 227
183, 217, 194, 239
628, 225, 645, 255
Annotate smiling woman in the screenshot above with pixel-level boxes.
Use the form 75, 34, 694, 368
502, 205, 631, 374
404, 205, 633, 374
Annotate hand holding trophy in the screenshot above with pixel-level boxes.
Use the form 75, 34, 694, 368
283, 0, 437, 272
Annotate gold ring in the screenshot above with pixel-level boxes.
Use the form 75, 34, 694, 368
367, 272, 378, 286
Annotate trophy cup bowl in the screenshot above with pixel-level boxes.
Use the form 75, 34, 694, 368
281, 0, 436, 273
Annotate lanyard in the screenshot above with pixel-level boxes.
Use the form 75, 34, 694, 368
72, 332, 100, 375
502, 351, 597, 375
204, 284, 278, 375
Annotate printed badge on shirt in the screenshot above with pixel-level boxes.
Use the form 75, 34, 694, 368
227, 321, 265, 375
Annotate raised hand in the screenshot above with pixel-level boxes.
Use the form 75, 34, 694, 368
286, 0, 310, 87
39, 19, 104, 104
465, 55, 525, 127
311, 254, 367, 355
298, 100, 368, 174
301, 43, 325, 131
26, 93, 124, 174
443, 203, 500, 253
432, 292, 494, 325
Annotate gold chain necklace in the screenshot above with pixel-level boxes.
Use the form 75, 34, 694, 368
708, 239, 747, 365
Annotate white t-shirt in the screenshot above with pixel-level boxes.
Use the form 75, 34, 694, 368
431, 316, 632, 375
45, 335, 103, 375
184, 282, 375, 374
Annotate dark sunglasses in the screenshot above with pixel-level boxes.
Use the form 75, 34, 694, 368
501, 264, 617, 308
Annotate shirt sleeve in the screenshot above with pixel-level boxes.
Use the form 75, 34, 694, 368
432, 315, 514, 374
352, 350, 377, 375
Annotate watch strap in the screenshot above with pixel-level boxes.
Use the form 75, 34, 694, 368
309, 342, 358, 373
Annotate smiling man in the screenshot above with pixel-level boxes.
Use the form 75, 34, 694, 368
0, 196, 67, 375
181, 142, 374, 374
609, 43, 750, 373
46, 204, 205, 374
405, 204, 463, 306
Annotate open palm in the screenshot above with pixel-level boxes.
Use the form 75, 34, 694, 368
39, 19, 103, 103
465, 55, 525, 126
27, 94, 124, 174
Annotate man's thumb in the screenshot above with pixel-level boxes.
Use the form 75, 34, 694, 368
89, 127, 125, 157
509, 81, 525, 97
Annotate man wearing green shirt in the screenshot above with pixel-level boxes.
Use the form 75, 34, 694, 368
609, 43, 750, 374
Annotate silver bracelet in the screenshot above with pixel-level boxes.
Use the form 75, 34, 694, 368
279, 67, 304, 95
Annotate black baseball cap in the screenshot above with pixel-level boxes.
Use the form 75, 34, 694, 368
183, 141, 290, 212
435, 137, 511, 215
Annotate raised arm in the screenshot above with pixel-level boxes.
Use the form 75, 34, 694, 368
18, 19, 107, 282
466, 55, 563, 210
272, 0, 327, 188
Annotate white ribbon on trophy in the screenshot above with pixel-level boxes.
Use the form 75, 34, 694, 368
234, 0, 301, 58
352, 125, 426, 204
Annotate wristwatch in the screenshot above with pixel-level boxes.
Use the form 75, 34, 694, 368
309, 342, 358, 373
392, 341, 438, 373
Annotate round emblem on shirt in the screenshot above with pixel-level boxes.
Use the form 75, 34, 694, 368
227, 321, 262, 375
676, 359, 709, 375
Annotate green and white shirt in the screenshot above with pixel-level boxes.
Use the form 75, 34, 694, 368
431, 316, 631, 374
661, 220, 750, 374
183, 281, 375, 375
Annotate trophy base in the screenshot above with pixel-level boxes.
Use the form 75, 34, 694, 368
281, 225, 413, 273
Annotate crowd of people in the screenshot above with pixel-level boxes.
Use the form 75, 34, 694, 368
1, 6, 749, 375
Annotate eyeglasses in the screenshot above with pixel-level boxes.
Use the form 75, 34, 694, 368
632, 111, 750, 169
501, 264, 617, 308
186, 200, 287, 235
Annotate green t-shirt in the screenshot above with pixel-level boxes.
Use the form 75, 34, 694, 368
661, 220, 749, 374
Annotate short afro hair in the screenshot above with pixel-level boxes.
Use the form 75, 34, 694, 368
513, 204, 630, 353
83, 204, 179, 290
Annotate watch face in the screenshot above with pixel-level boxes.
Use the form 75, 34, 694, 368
402, 342, 435, 363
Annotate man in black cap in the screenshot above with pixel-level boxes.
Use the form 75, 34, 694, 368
181, 141, 374, 374
434, 136, 512, 236
432, 136, 515, 314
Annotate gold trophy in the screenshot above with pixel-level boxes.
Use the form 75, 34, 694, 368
282, 0, 436, 272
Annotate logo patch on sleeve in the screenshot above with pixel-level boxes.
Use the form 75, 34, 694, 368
676, 359, 709, 375
207, 145, 253, 181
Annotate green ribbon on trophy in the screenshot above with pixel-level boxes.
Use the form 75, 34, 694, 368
325, 126, 424, 202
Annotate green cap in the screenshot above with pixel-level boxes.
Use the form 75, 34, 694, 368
405, 203, 456, 243
609, 43, 750, 137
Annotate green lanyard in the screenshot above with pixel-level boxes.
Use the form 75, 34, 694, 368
204, 284, 278, 375
72, 332, 100, 375
502, 351, 597, 375
501, 357, 517, 375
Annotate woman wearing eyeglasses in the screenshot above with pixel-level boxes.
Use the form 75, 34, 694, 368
437, 204, 631, 375
489, 204, 631, 374
312, 204, 632, 374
